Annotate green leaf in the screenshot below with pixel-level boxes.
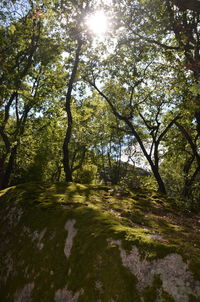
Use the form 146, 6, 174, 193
9, 24, 16, 34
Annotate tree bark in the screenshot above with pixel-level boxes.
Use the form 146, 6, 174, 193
182, 166, 200, 198
0, 145, 17, 189
175, 121, 200, 168
171, 0, 200, 12
151, 165, 167, 194
63, 38, 82, 182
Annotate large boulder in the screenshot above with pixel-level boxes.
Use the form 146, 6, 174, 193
0, 183, 200, 302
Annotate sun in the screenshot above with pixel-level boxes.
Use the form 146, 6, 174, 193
86, 11, 108, 36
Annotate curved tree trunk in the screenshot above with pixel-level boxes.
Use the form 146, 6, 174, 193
183, 167, 200, 198
63, 38, 82, 182
88, 81, 170, 194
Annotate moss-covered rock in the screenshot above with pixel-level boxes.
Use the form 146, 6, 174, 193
0, 183, 199, 302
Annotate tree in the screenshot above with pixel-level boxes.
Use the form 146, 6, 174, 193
84, 36, 183, 193
0, 1, 64, 188
0, 0, 199, 202
110, 0, 200, 196
52, 0, 93, 182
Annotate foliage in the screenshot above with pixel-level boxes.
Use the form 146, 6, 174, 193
0, 0, 199, 206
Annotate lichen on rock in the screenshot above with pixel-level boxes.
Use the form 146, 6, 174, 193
54, 287, 84, 302
109, 239, 200, 302
64, 219, 77, 259
0, 253, 13, 284
14, 283, 34, 302
5, 206, 23, 228
32, 227, 47, 250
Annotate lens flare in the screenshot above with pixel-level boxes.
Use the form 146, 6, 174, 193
86, 11, 108, 36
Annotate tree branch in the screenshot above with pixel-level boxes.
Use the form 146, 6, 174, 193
157, 114, 181, 143
175, 121, 200, 167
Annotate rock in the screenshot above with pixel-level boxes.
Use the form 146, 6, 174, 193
0, 183, 199, 302
54, 287, 84, 302
14, 283, 34, 302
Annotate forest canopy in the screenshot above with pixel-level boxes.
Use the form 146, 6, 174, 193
0, 0, 200, 207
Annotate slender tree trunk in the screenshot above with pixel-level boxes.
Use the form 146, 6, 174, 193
0, 145, 17, 189
63, 38, 82, 182
100, 142, 107, 184
175, 121, 200, 167
63, 101, 73, 182
182, 167, 200, 198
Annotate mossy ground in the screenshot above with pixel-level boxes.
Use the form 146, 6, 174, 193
0, 182, 199, 301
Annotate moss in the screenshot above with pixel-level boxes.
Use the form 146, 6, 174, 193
142, 275, 162, 302
0, 182, 200, 301
162, 291, 175, 302
142, 276, 175, 302
189, 258, 200, 281
0, 188, 140, 301
189, 295, 200, 302
67, 209, 140, 301
0, 201, 70, 300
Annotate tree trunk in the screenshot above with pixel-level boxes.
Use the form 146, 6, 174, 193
63, 38, 82, 182
171, 0, 200, 12
151, 165, 167, 194
182, 167, 200, 198
0, 145, 17, 189
175, 121, 200, 167
63, 99, 73, 182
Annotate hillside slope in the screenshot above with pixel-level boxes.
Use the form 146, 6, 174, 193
0, 183, 200, 302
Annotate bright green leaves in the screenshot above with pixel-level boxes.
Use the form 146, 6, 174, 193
189, 82, 200, 97
8, 24, 15, 34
